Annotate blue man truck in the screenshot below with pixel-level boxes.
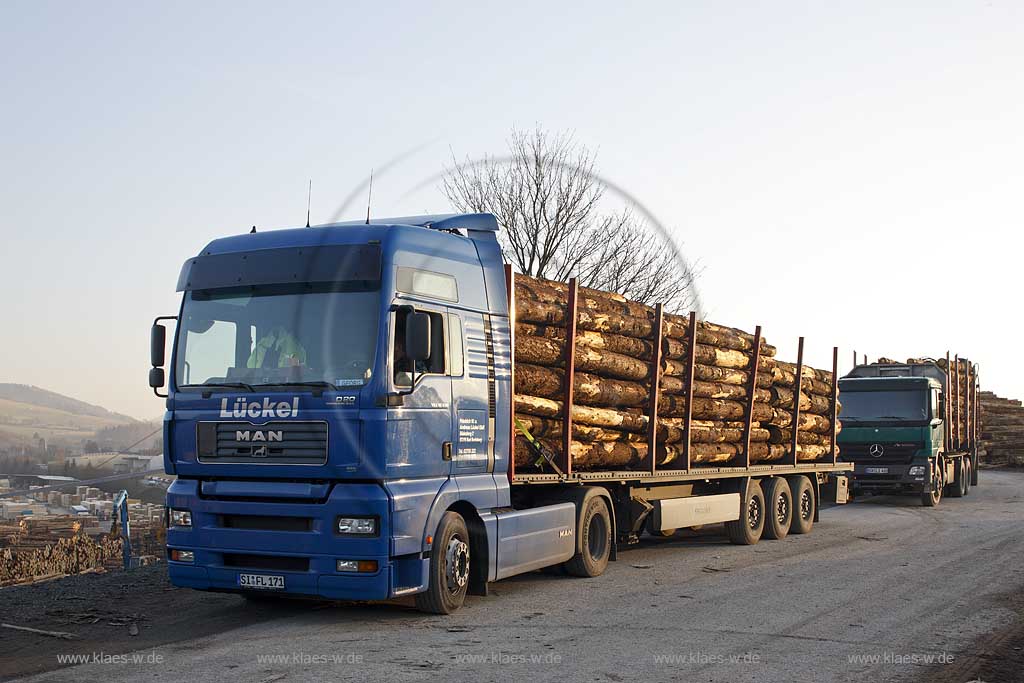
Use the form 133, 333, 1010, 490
149, 213, 850, 613
838, 357, 979, 507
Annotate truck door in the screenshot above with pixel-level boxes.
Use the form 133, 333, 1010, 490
449, 310, 493, 473
388, 305, 453, 477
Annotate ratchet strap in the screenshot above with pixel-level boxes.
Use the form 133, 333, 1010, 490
513, 417, 564, 476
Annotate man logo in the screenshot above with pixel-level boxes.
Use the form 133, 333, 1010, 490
253, 445, 269, 457
869, 444, 885, 458
236, 430, 283, 443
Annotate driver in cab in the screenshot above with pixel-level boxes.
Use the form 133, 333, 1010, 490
247, 325, 307, 369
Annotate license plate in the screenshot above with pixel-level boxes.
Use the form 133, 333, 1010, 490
238, 573, 285, 590
864, 466, 889, 474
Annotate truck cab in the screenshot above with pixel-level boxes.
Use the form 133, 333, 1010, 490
838, 360, 978, 506
150, 214, 577, 612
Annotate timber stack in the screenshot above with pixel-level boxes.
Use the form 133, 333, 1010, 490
0, 514, 124, 587
978, 391, 1024, 466
512, 274, 839, 471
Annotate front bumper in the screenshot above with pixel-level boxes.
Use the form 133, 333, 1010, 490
165, 479, 427, 600
845, 461, 927, 493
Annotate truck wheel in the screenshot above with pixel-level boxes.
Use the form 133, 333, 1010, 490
921, 461, 943, 507
565, 496, 611, 578
762, 478, 793, 540
950, 459, 966, 498
726, 481, 765, 545
415, 512, 470, 614
963, 460, 972, 496
789, 476, 815, 535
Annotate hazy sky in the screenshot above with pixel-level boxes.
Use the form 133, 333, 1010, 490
1, 1, 1021, 419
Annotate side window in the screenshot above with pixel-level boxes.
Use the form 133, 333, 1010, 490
933, 389, 943, 419
448, 314, 464, 377
393, 308, 445, 386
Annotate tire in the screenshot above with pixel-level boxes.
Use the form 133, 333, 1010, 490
565, 496, 612, 578
963, 459, 972, 496
725, 481, 765, 545
921, 459, 943, 507
762, 477, 793, 540
415, 512, 471, 614
789, 476, 815, 535
949, 458, 966, 498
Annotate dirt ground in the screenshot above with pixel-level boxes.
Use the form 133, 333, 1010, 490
913, 585, 1024, 683
0, 563, 312, 681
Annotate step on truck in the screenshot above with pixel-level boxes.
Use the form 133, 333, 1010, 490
838, 356, 980, 506
149, 213, 851, 613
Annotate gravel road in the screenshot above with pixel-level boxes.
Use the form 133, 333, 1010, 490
6, 469, 1024, 683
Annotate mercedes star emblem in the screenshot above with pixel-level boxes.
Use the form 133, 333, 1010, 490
869, 444, 885, 458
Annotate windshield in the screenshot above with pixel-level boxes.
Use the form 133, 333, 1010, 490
174, 284, 380, 391
840, 390, 928, 421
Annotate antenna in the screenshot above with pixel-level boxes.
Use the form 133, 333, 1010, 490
305, 179, 312, 228
365, 169, 374, 225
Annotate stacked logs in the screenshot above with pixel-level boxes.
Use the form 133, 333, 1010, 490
0, 515, 127, 587
512, 275, 838, 471
0, 531, 123, 587
978, 391, 1024, 466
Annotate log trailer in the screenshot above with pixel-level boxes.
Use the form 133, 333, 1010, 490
838, 356, 980, 506
149, 213, 850, 613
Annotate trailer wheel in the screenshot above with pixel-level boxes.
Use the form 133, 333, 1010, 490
963, 459, 972, 496
762, 478, 793, 540
565, 496, 611, 578
789, 476, 815, 535
415, 512, 470, 614
921, 460, 943, 507
949, 458, 967, 498
726, 481, 765, 545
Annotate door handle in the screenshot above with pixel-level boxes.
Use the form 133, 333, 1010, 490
442, 442, 453, 461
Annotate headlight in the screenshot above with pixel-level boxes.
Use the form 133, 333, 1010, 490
169, 549, 194, 563
336, 516, 377, 535
170, 509, 192, 527
908, 466, 926, 476
336, 559, 379, 573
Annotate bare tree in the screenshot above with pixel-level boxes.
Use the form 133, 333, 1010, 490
443, 127, 699, 311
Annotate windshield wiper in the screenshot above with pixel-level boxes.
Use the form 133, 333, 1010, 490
253, 380, 339, 396
183, 382, 255, 397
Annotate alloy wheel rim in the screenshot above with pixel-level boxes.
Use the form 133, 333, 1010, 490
444, 535, 470, 594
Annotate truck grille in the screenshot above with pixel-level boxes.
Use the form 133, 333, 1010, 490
197, 421, 328, 465
839, 442, 920, 463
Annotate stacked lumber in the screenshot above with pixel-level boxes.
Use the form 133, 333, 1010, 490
979, 391, 1024, 466
0, 533, 123, 587
512, 275, 838, 471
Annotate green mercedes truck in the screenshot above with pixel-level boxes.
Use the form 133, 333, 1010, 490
837, 356, 979, 507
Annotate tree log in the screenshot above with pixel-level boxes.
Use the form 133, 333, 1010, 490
515, 277, 775, 355
515, 364, 650, 407
768, 386, 832, 414
514, 437, 826, 469
766, 426, 831, 446
515, 414, 770, 445
515, 335, 652, 381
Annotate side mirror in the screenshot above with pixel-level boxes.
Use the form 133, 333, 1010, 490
405, 312, 432, 362
150, 316, 176, 398
151, 323, 167, 367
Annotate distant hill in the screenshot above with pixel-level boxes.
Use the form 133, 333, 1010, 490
0, 384, 136, 423
0, 384, 138, 450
